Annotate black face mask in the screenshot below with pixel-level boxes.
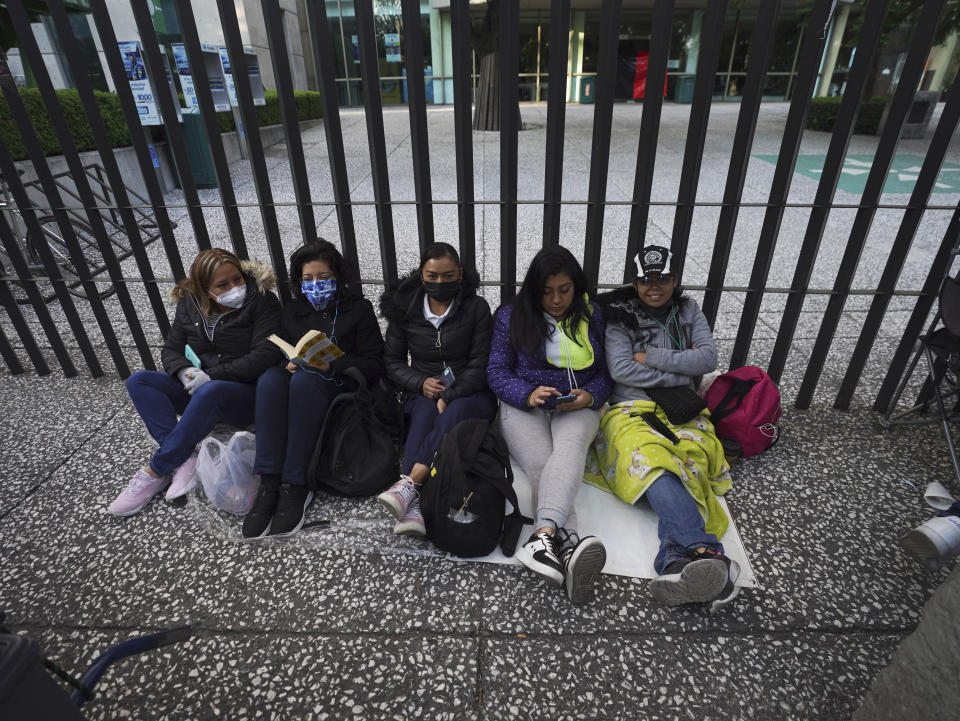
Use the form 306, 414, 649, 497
423, 280, 461, 302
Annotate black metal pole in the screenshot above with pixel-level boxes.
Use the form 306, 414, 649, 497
499, 0, 519, 304
402, 0, 435, 256
451, 0, 476, 270
542, 0, 571, 249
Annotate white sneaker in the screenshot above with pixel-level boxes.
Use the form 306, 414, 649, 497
560, 534, 606, 604
515, 531, 564, 587
900, 515, 960, 567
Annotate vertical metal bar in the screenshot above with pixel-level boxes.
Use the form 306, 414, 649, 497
874, 207, 960, 412
0, 319, 23, 375
838, 69, 960, 408
304, 0, 358, 273
87, 0, 185, 281
0, 223, 50, 375
582, 0, 622, 288
701, 0, 780, 327
47, 0, 171, 343
728, 0, 832, 370
130, 0, 211, 252
5, 4, 133, 377
766, 0, 892, 383
797, 0, 947, 410
668, 0, 727, 279
169, 0, 247, 259
0, 128, 104, 376
451, 0, 476, 269
263, 0, 317, 251
621, 0, 673, 282
542, 0, 571, 248
354, 0, 398, 284
402, 0, 434, 255
500, 0, 519, 303
215, 0, 291, 301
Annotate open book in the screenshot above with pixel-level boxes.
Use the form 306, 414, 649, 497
268, 330, 344, 369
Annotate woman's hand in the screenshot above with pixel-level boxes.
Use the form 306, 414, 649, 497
437, 398, 447, 414
557, 388, 594, 412
527, 386, 560, 407
286, 361, 298, 373
422, 377, 445, 399
633, 351, 647, 365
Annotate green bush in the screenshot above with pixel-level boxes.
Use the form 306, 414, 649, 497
0, 86, 322, 161
806, 96, 887, 135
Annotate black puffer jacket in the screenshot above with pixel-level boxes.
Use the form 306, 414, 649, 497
379, 268, 492, 403
161, 260, 282, 383
276, 291, 384, 387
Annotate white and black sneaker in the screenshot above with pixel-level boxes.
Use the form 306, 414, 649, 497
558, 531, 606, 604
649, 547, 741, 612
516, 530, 564, 587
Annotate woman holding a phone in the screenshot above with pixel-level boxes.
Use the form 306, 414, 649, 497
486, 246, 612, 603
377, 242, 496, 536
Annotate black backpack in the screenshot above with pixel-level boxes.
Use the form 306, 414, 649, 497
421, 418, 530, 558
307, 367, 398, 496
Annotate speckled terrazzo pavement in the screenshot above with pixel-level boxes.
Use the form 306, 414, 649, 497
0, 362, 956, 720
1, 101, 959, 718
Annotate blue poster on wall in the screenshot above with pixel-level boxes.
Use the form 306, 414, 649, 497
118, 41, 161, 125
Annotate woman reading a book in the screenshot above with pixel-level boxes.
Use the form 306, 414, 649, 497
376, 242, 495, 537
111, 248, 281, 516
243, 240, 384, 538
486, 246, 611, 603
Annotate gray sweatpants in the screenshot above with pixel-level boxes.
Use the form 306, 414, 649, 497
498, 402, 603, 534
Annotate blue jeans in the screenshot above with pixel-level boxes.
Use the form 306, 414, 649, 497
126, 370, 256, 476
402, 392, 497, 474
253, 366, 345, 486
643, 470, 723, 574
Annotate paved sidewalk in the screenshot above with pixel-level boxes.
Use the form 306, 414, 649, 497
1, 101, 959, 719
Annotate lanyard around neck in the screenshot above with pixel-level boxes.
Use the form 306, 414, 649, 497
649, 307, 684, 350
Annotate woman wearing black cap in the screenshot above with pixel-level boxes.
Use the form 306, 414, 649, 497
586, 245, 741, 612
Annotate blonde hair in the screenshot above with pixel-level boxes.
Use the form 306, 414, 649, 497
171, 248, 243, 317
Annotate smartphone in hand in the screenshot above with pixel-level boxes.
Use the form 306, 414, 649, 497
556, 393, 577, 405
441, 366, 456, 387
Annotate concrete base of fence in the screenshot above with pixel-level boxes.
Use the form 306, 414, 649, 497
852, 562, 960, 721
13, 119, 322, 204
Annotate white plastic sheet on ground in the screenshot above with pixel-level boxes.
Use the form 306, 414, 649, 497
188, 458, 759, 590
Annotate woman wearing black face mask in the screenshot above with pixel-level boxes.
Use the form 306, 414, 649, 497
377, 242, 496, 537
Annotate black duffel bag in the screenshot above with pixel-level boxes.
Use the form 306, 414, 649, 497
307, 367, 398, 496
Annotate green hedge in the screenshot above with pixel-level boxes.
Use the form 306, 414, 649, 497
0, 87, 323, 161
806, 96, 888, 135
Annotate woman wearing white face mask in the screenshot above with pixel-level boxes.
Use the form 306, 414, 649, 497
110, 248, 281, 517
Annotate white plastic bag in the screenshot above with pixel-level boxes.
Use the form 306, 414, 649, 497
196, 431, 258, 515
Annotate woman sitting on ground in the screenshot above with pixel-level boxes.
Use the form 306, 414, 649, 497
487, 246, 612, 603
243, 240, 384, 538
584, 245, 740, 612
376, 242, 495, 536
112, 248, 281, 516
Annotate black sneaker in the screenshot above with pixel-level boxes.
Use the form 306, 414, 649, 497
270, 483, 314, 537
648, 547, 740, 611
242, 476, 280, 539
557, 531, 606, 604
516, 530, 564, 587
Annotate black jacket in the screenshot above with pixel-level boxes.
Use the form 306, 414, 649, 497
379, 268, 492, 403
161, 261, 282, 384
277, 292, 384, 387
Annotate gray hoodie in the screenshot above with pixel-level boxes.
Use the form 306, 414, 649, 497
603, 295, 717, 405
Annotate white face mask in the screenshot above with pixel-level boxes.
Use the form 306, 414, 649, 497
211, 284, 246, 308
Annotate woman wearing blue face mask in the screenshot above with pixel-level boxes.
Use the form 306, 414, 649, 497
244, 240, 385, 538
113, 248, 282, 517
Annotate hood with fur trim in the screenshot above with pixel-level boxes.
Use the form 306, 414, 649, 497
378, 266, 481, 324
596, 284, 688, 332
169, 259, 277, 303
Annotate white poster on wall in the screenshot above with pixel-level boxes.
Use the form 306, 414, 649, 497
118, 40, 161, 125
219, 46, 238, 107
171, 43, 196, 108
384, 33, 401, 63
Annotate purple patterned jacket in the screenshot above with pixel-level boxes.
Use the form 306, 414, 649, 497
486, 303, 613, 411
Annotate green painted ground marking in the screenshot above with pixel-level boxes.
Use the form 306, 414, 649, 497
753, 154, 960, 194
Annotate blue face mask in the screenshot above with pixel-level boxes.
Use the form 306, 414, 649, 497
302, 278, 337, 309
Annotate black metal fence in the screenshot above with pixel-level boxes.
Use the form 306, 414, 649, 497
0, 0, 958, 415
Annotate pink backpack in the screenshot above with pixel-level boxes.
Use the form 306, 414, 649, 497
705, 366, 781, 458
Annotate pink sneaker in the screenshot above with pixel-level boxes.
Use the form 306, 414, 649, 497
108, 468, 170, 516
377, 475, 419, 521
165, 452, 199, 500
393, 497, 426, 537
